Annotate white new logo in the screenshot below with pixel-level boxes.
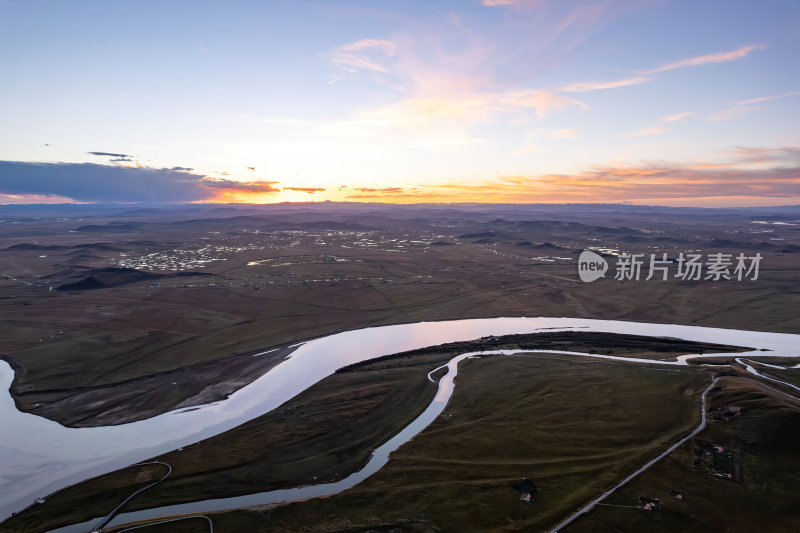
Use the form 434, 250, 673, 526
578, 250, 608, 282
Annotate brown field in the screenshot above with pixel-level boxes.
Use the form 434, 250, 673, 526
1, 203, 798, 425
1, 333, 742, 533
564, 377, 800, 533
106, 353, 713, 533
1, 202, 798, 532
95, 363, 799, 533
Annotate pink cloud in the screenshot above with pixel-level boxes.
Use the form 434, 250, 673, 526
480, 0, 521, 5
502, 89, 587, 117
619, 126, 671, 138
558, 76, 650, 93
328, 39, 397, 76
661, 111, 693, 122
646, 44, 765, 73
545, 128, 581, 139
737, 90, 800, 106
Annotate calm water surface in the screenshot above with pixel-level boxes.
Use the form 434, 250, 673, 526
2, 317, 798, 525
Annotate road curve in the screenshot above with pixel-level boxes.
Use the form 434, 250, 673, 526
52, 349, 795, 533
549, 376, 720, 533
113, 514, 213, 533
736, 358, 800, 393
91, 461, 172, 531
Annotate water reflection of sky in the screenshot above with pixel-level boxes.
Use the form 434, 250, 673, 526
3, 317, 800, 521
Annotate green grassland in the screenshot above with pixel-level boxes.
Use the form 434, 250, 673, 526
97, 358, 714, 533
744, 356, 800, 365
2, 463, 166, 533
747, 364, 800, 389
1, 333, 735, 533
565, 376, 800, 533
1, 208, 798, 533
165, 365, 800, 533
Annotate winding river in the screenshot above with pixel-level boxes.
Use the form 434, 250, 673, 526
2, 317, 799, 531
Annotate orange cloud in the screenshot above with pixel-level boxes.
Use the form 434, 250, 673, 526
199, 179, 282, 203
201, 178, 280, 192
346, 192, 445, 200
368, 146, 800, 205
283, 187, 326, 194
354, 187, 404, 193
200, 182, 330, 202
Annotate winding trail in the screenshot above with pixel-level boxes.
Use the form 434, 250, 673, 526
91, 461, 171, 531
54, 351, 486, 532
549, 376, 719, 533
736, 358, 800, 393
58, 349, 797, 533
113, 515, 212, 533
2, 318, 797, 532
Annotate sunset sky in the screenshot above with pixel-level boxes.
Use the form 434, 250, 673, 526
1, 0, 798, 206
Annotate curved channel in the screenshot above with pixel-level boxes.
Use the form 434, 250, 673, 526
53, 346, 799, 533
2, 317, 799, 528
97, 351, 483, 531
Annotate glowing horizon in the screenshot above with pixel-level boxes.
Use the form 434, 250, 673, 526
0, 1, 798, 207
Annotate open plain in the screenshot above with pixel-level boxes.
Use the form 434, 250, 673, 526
1, 202, 799, 532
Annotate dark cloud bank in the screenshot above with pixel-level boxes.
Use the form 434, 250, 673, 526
0, 161, 276, 203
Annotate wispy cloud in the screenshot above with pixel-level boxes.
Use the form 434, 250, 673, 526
722, 146, 800, 167
261, 117, 311, 127
345, 186, 443, 200
354, 187, 404, 193
314, 0, 652, 154
736, 90, 800, 106
357, 96, 494, 127
710, 90, 800, 121
545, 128, 581, 139
87, 151, 131, 158
283, 187, 326, 194
480, 0, 520, 6
708, 106, 748, 122
646, 44, 765, 74
411, 146, 800, 204
661, 111, 693, 122
320, 85, 588, 147
619, 126, 670, 138
512, 140, 542, 155
319, 1, 637, 137
558, 76, 650, 93
501, 89, 587, 117
328, 38, 397, 82
201, 178, 280, 193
